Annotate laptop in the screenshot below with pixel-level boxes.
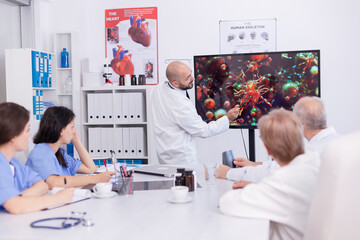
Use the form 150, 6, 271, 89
134, 165, 178, 177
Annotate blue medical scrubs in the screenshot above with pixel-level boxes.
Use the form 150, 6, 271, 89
26, 143, 81, 181
0, 152, 42, 208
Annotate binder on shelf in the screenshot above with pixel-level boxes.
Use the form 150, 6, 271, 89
87, 94, 95, 123
94, 94, 101, 123
40, 52, 48, 87
100, 93, 112, 123
135, 127, 145, 157
39, 90, 43, 119
39, 53, 44, 87
134, 160, 144, 164
114, 93, 123, 123
121, 93, 129, 123
94, 128, 102, 157
106, 94, 113, 123
134, 92, 144, 122
129, 128, 137, 157
31, 50, 40, 87
88, 128, 96, 158
128, 93, 136, 123
107, 128, 114, 157
101, 128, 108, 157
122, 128, 130, 157
32, 90, 37, 116
100, 94, 106, 123
32, 90, 43, 120
114, 128, 123, 158
48, 54, 52, 88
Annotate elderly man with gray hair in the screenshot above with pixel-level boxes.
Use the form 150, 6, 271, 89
216, 96, 338, 184
293, 96, 338, 153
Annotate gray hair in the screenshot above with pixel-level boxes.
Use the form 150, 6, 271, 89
293, 96, 327, 130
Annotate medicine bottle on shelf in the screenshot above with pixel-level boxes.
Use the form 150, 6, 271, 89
61, 48, 69, 68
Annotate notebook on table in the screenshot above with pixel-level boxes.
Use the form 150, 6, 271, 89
134, 165, 178, 177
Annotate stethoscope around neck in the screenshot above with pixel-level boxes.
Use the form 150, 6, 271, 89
30, 211, 94, 229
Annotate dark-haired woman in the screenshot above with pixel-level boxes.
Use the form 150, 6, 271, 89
0, 102, 73, 214
26, 106, 113, 189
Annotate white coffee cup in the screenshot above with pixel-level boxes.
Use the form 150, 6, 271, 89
93, 182, 112, 195
171, 186, 189, 201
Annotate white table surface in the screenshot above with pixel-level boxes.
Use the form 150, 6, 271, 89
0, 167, 269, 240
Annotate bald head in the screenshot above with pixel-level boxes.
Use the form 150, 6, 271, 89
293, 96, 327, 131
166, 61, 187, 82
166, 61, 194, 90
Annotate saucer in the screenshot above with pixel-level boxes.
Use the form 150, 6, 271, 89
168, 196, 193, 204
92, 191, 117, 198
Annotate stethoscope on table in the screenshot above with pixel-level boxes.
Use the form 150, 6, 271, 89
30, 211, 94, 229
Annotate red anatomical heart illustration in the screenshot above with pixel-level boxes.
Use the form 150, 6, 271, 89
111, 45, 134, 76
128, 16, 151, 47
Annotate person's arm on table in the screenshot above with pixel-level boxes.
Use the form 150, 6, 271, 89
3, 188, 74, 214
21, 180, 49, 196
45, 173, 113, 189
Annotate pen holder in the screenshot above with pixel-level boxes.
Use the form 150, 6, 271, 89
113, 177, 133, 195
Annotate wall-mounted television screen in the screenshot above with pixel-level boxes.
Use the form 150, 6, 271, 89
194, 50, 320, 128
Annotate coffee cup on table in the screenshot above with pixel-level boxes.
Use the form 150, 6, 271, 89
170, 186, 189, 201
93, 182, 112, 195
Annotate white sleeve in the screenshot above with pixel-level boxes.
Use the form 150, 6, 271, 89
226, 161, 281, 182
173, 101, 229, 138
219, 175, 291, 223
226, 167, 248, 181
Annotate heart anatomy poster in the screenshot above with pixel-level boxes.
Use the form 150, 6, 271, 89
105, 7, 158, 84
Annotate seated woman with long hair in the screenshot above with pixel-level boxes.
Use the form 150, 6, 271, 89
26, 106, 113, 189
0, 102, 73, 214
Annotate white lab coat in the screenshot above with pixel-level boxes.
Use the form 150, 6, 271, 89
305, 126, 338, 154
151, 82, 229, 165
220, 152, 321, 240
226, 126, 338, 182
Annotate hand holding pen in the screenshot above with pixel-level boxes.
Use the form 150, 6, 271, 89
232, 169, 253, 189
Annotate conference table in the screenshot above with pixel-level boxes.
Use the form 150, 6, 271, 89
0, 165, 269, 240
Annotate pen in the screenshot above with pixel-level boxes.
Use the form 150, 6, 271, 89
64, 177, 67, 189
241, 169, 248, 181
122, 165, 128, 177
103, 159, 108, 171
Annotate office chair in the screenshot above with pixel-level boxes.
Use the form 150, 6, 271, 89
303, 131, 360, 240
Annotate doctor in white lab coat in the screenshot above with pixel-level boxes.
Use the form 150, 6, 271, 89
219, 109, 320, 240
151, 61, 240, 165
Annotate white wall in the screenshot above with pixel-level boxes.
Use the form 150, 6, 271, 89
0, 0, 21, 103
35, 0, 360, 164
